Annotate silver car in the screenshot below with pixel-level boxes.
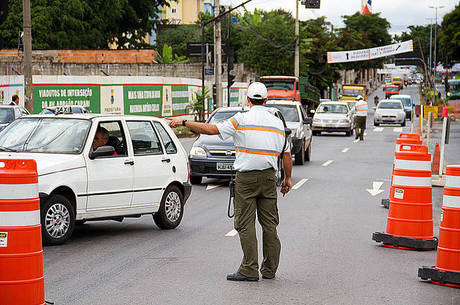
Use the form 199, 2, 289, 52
374, 100, 406, 127
311, 101, 354, 136
0, 105, 30, 131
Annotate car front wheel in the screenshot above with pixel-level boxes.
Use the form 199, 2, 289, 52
294, 140, 305, 165
190, 175, 202, 185
305, 143, 311, 162
154, 185, 184, 229
41, 194, 75, 245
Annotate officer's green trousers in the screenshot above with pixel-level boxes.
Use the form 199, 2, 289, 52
234, 168, 281, 278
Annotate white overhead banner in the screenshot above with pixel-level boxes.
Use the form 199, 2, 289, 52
377, 69, 411, 75
327, 40, 414, 64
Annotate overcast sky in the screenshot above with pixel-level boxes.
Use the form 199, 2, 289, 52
223, 0, 458, 35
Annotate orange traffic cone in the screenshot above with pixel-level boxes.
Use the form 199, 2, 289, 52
373, 149, 438, 250
432, 143, 440, 174
381, 134, 424, 209
419, 165, 460, 287
0, 160, 45, 305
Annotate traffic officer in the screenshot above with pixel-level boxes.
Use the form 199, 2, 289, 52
168, 82, 292, 281
353, 95, 368, 141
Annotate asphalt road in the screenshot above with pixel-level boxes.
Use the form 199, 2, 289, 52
43, 84, 460, 305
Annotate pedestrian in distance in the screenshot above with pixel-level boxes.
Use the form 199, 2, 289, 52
167, 82, 293, 282
9, 94, 19, 106
353, 95, 368, 141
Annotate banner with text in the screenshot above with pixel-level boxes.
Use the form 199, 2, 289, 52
327, 40, 413, 64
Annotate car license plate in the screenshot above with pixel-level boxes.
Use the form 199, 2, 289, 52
326, 124, 335, 128
217, 163, 233, 171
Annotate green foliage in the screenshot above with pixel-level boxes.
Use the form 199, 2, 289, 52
394, 25, 432, 63
156, 25, 201, 57
158, 43, 189, 64
193, 88, 210, 122
0, 0, 167, 49
438, 4, 460, 67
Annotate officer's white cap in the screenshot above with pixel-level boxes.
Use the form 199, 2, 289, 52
247, 82, 268, 100
356, 95, 363, 100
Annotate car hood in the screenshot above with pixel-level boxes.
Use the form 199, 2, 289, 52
375, 109, 404, 115
314, 113, 347, 120
0, 152, 85, 176
286, 121, 301, 130
193, 134, 235, 150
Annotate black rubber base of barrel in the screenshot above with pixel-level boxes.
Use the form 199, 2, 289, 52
418, 266, 460, 285
381, 199, 390, 209
372, 232, 438, 250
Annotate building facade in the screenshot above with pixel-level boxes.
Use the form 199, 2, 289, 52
162, 0, 211, 25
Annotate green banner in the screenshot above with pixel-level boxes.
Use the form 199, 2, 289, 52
123, 85, 162, 116
172, 85, 190, 116
33, 85, 101, 113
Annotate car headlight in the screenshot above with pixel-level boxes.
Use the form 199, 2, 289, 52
190, 146, 207, 157
375, 113, 381, 118
447, 92, 450, 97
313, 118, 321, 124
339, 119, 350, 124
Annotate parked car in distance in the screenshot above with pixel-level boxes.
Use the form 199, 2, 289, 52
311, 101, 354, 136
0, 114, 191, 245
389, 94, 413, 120
374, 100, 406, 127
0, 105, 29, 131
189, 107, 292, 185
40, 105, 90, 114
385, 85, 400, 99
266, 100, 312, 165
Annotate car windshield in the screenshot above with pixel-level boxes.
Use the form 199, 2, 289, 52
0, 108, 15, 124
317, 104, 348, 114
0, 118, 91, 153
391, 97, 411, 106
208, 111, 245, 124
266, 104, 299, 122
342, 89, 362, 97
260, 80, 294, 91
387, 87, 399, 92
378, 102, 402, 109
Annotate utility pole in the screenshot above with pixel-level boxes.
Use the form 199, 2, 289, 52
425, 18, 433, 86
227, 7, 231, 107
23, 0, 33, 113
214, 0, 222, 109
429, 4, 444, 104
294, 0, 300, 78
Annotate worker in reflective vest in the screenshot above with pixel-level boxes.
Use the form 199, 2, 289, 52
353, 95, 368, 141
167, 82, 292, 282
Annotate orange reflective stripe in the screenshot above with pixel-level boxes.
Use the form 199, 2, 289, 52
355, 104, 367, 108
229, 119, 285, 137
229, 118, 238, 129
235, 148, 280, 156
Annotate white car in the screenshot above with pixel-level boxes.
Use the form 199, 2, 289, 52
0, 105, 30, 131
374, 100, 406, 126
311, 101, 354, 136
266, 100, 312, 165
0, 114, 191, 245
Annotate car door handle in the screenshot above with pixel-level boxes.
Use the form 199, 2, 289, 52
124, 160, 135, 166
162, 158, 171, 163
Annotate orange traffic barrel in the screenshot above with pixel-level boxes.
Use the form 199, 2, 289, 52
419, 165, 460, 287
381, 143, 429, 209
373, 150, 438, 250
398, 133, 421, 140
395, 136, 422, 152
0, 159, 45, 305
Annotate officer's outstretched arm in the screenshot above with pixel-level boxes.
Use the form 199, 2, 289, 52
167, 118, 219, 135
281, 152, 292, 196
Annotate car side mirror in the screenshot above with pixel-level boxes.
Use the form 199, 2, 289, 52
310, 109, 315, 114
303, 117, 312, 125
89, 146, 115, 160
285, 128, 292, 137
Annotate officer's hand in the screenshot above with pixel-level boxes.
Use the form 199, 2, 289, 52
166, 118, 181, 128
281, 177, 292, 197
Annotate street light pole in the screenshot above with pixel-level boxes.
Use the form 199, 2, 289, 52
214, 0, 222, 109
294, 0, 299, 78
429, 4, 445, 104
425, 18, 433, 85
23, 0, 33, 113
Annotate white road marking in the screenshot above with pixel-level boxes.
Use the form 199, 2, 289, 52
364, 132, 368, 136
342, 147, 350, 153
322, 160, 334, 167
292, 178, 309, 190
366, 181, 384, 196
206, 184, 221, 191
353, 139, 360, 143
393, 127, 403, 132
225, 229, 238, 237
373, 127, 384, 132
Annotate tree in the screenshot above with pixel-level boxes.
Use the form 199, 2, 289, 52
438, 4, 460, 67
393, 25, 432, 69
0, 0, 167, 49
156, 25, 201, 58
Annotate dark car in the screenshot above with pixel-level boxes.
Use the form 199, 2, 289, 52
0, 105, 29, 131
189, 107, 291, 185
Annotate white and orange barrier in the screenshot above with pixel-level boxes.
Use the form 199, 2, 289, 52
419, 165, 460, 287
373, 149, 438, 250
0, 159, 45, 305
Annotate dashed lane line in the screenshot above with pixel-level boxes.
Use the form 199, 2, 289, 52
393, 127, 403, 132
225, 229, 238, 237
292, 178, 309, 190
342, 147, 350, 153
353, 139, 360, 143
373, 127, 384, 132
206, 184, 221, 191
322, 160, 334, 167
